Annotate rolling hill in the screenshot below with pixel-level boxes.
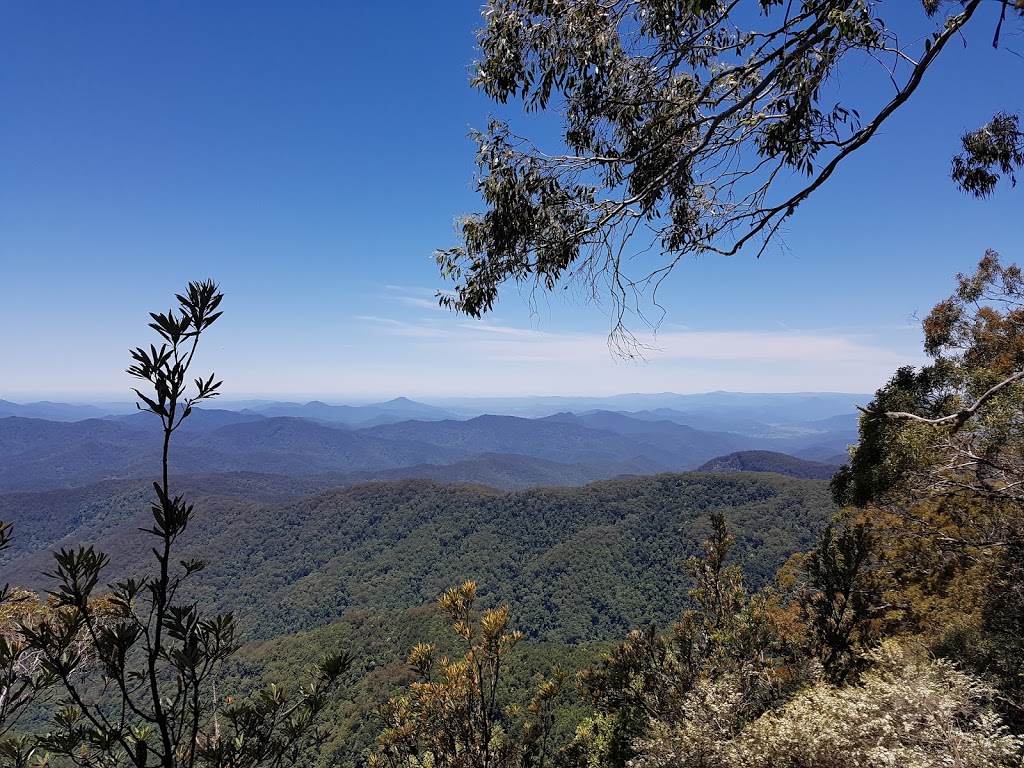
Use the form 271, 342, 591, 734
696, 450, 841, 480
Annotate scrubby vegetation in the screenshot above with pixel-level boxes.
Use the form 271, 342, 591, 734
361, 253, 1024, 768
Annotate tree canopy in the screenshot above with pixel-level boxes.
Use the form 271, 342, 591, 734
832, 251, 1024, 729
437, 0, 1023, 348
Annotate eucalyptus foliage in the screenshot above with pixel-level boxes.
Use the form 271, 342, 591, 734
834, 252, 1024, 728
438, 0, 1023, 347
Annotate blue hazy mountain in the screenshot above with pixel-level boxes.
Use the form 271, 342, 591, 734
107, 408, 269, 431
234, 398, 459, 426
0, 399, 126, 421
696, 450, 841, 480
430, 391, 867, 422
0, 391, 861, 493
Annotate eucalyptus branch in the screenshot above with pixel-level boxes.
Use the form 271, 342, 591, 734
857, 369, 1024, 430
441, 0, 1011, 348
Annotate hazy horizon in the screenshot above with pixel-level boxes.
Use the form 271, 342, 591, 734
0, 389, 871, 411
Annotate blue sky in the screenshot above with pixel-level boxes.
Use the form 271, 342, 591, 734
1, 2, 1021, 401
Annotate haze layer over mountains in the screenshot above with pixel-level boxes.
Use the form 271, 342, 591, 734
0, 391, 861, 494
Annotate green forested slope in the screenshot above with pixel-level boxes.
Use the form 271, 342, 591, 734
3, 470, 833, 766
4, 472, 833, 642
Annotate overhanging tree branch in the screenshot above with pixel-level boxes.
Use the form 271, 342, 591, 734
438, 0, 1019, 351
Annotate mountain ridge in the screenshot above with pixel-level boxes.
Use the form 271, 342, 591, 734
1, 471, 836, 642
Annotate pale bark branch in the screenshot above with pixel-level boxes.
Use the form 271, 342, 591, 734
857, 369, 1024, 430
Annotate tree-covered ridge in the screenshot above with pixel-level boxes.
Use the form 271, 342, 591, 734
2, 472, 835, 645
696, 450, 840, 481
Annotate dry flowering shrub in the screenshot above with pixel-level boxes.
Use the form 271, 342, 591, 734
731, 642, 1021, 768
628, 642, 1021, 768
0, 589, 51, 741
373, 582, 564, 768
628, 675, 746, 768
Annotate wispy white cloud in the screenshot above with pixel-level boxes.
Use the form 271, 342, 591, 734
458, 321, 541, 337
330, 313, 927, 398
395, 295, 445, 310
355, 315, 453, 339
380, 284, 447, 312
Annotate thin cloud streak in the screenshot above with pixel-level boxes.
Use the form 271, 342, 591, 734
328, 314, 926, 398
396, 296, 446, 311
355, 315, 454, 339
458, 322, 542, 337
381, 285, 448, 312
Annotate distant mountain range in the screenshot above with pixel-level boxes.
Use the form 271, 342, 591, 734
0, 402, 858, 494
0, 391, 868, 426
429, 391, 868, 422
0, 399, 127, 420
0, 397, 459, 427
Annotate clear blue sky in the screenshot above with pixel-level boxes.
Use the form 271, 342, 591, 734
1, 2, 1021, 401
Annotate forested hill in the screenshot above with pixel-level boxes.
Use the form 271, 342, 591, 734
696, 450, 841, 480
1, 471, 835, 643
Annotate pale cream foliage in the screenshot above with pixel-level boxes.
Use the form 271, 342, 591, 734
630, 675, 746, 768
630, 642, 1022, 768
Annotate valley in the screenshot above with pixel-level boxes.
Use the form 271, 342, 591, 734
0, 393, 848, 765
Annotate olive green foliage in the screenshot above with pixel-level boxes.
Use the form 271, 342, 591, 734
831, 253, 1024, 732
438, 0, 1021, 345
14, 284, 351, 768
373, 582, 565, 768
566, 513, 808, 768
830, 364, 955, 508
797, 523, 880, 683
